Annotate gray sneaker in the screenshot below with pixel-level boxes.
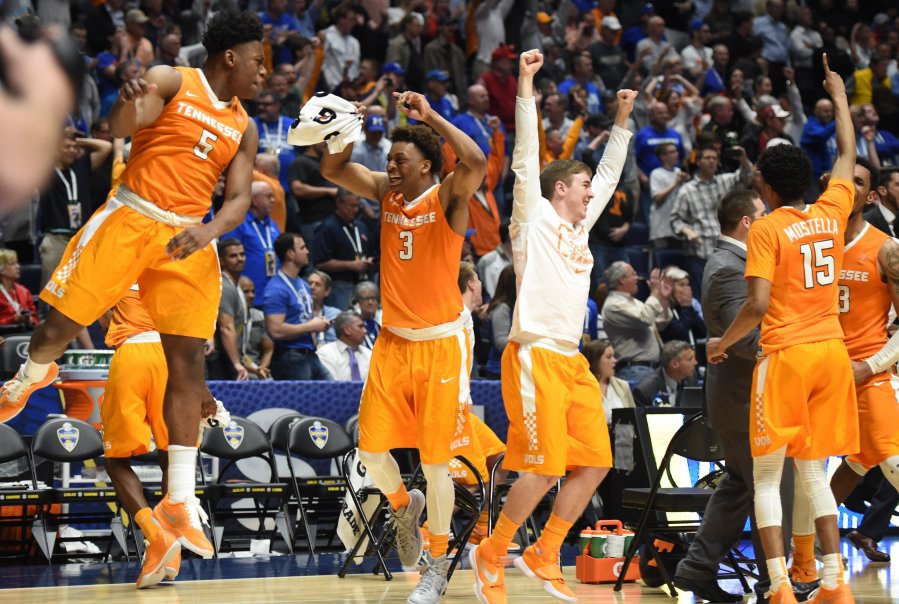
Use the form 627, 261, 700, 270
407, 552, 449, 604
391, 488, 425, 567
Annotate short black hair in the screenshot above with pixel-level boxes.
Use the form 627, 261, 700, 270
717, 188, 760, 233
757, 144, 812, 202
880, 167, 899, 188
856, 156, 878, 190
274, 232, 302, 263
203, 10, 264, 56
217, 237, 243, 257
390, 124, 443, 176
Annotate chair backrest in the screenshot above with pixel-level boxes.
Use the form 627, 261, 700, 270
201, 416, 273, 460
667, 412, 724, 463
267, 412, 305, 452
287, 417, 354, 461
31, 417, 104, 462
1, 334, 32, 374
345, 414, 359, 443
0, 423, 29, 463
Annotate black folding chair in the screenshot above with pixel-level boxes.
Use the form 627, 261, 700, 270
199, 417, 293, 555
487, 451, 560, 548
613, 411, 751, 597
30, 417, 122, 562
0, 423, 49, 558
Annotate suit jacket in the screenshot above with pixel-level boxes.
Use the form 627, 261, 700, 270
632, 367, 698, 407
700, 238, 761, 432
863, 205, 893, 237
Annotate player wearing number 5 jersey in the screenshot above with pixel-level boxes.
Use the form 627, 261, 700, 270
321, 92, 486, 603
707, 54, 857, 604
0, 11, 265, 561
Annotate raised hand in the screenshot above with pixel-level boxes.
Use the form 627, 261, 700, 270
392, 91, 431, 121
822, 53, 845, 99
519, 49, 544, 77
617, 89, 638, 111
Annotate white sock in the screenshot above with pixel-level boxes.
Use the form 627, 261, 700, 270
821, 553, 843, 589
766, 557, 789, 593
167, 445, 197, 503
22, 358, 51, 382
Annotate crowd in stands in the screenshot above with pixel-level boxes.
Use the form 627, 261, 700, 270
2, 0, 899, 416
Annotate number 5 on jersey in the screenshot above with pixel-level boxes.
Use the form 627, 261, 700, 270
399, 230, 413, 260
194, 129, 218, 160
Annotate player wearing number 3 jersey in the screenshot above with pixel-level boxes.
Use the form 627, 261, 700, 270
321, 92, 486, 603
0, 10, 266, 567
707, 54, 857, 603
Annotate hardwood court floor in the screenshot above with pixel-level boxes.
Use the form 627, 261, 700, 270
3, 540, 898, 603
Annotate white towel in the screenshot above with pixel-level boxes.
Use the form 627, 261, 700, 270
288, 92, 365, 153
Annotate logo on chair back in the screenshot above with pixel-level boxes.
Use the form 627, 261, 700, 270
57, 422, 80, 452
15, 341, 29, 359
309, 421, 329, 450
224, 421, 244, 450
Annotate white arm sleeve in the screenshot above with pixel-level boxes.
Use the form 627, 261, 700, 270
586, 125, 633, 228
511, 96, 543, 225
865, 327, 899, 374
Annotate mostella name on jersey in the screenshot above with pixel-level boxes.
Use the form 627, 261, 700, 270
782, 216, 839, 243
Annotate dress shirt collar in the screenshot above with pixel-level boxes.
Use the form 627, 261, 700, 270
718, 234, 747, 251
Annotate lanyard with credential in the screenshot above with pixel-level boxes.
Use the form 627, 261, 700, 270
261, 119, 284, 154
278, 270, 312, 318
56, 167, 82, 230
343, 224, 363, 258
252, 219, 277, 276
0, 285, 20, 313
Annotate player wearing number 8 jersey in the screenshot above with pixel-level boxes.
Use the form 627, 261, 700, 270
321, 92, 486, 603
0, 10, 266, 562
707, 54, 857, 603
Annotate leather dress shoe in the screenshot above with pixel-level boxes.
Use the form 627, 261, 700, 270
846, 530, 890, 562
673, 575, 743, 602
755, 579, 820, 603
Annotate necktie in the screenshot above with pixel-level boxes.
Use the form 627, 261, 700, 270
348, 347, 362, 381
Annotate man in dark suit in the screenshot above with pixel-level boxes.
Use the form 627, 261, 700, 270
863, 167, 899, 236
632, 340, 698, 407
674, 189, 804, 603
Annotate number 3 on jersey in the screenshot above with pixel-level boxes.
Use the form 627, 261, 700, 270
194, 129, 218, 160
799, 240, 835, 288
838, 284, 850, 313
399, 230, 413, 260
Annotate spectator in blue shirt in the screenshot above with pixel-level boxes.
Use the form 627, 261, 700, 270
800, 99, 837, 179
635, 102, 685, 177
254, 89, 299, 192
224, 180, 282, 305
423, 70, 457, 122
621, 3, 656, 62
557, 53, 603, 116
263, 233, 333, 380
259, 0, 301, 66
451, 84, 494, 157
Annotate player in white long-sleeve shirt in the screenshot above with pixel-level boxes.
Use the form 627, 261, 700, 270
471, 49, 636, 604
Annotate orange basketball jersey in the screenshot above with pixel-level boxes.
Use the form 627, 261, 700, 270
120, 66, 249, 218
379, 184, 464, 328
105, 286, 157, 348
745, 178, 853, 354
839, 222, 892, 360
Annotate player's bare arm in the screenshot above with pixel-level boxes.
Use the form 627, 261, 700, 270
264, 313, 330, 340
319, 109, 389, 203
707, 277, 771, 363
856, 238, 899, 383
167, 120, 258, 260
109, 65, 182, 138
823, 53, 856, 184
397, 91, 487, 236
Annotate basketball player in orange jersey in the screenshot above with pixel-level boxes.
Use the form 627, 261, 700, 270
787, 158, 899, 582
102, 286, 179, 589
707, 54, 857, 604
472, 50, 636, 604
321, 92, 486, 603
0, 10, 265, 560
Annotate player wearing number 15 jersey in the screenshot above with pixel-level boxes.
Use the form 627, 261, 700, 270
707, 55, 856, 604
321, 92, 486, 603
0, 10, 265, 562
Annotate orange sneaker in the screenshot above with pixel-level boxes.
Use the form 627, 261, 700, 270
766, 584, 799, 604
136, 528, 180, 589
470, 542, 508, 604
0, 362, 58, 423
790, 556, 819, 583
808, 584, 855, 604
153, 495, 214, 558
513, 543, 576, 602
164, 549, 181, 580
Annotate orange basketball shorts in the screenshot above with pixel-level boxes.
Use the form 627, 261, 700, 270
502, 341, 612, 476
40, 197, 222, 339
358, 329, 470, 464
750, 339, 858, 459
450, 413, 506, 486
100, 341, 169, 457
846, 372, 899, 469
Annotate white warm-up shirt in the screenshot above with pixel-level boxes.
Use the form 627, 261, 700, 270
509, 96, 632, 352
